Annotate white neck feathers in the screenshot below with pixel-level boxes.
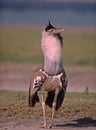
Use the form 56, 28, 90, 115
41, 31, 63, 75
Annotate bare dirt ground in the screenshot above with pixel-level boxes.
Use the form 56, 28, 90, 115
0, 117, 96, 130
0, 63, 96, 130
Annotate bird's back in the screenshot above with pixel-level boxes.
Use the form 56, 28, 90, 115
29, 66, 68, 110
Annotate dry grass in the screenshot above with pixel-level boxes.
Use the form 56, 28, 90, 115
0, 90, 96, 120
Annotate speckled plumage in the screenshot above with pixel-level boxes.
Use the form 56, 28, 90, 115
29, 67, 68, 110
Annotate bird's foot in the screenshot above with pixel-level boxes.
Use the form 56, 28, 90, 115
48, 125, 53, 129
42, 124, 47, 129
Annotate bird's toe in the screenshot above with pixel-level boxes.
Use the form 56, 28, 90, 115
49, 125, 53, 129
42, 124, 47, 129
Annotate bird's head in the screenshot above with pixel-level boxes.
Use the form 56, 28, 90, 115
45, 21, 64, 35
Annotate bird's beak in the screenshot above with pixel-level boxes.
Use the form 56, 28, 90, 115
52, 28, 64, 34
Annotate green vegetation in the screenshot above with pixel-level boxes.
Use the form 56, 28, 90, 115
0, 27, 96, 65
0, 90, 96, 119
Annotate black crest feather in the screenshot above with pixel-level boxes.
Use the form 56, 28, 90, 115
45, 21, 56, 31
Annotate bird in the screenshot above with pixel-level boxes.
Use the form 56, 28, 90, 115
29, 21, 68, 128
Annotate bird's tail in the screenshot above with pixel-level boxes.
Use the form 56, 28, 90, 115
45, 91, 55, 108
45, 89, 65, 111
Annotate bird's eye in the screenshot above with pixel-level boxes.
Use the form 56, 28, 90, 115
48, 28, 53, 32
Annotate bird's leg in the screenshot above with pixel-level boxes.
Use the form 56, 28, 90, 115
50, 89, 58, 128
41, 93, 47, 128
49, 102, 56, 128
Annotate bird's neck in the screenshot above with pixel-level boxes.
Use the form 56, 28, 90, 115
44, 58, 63, 75
41, 33, 63, 75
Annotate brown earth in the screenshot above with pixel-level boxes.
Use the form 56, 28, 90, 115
0, 117, 96, 130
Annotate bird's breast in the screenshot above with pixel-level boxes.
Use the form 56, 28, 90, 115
41, 35, 62, 62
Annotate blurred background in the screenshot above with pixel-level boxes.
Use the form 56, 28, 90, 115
0, 0, 96, 92
0, 0, 96, 26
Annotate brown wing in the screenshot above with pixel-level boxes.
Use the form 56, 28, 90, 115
29, 66, 47, 107
56, 69, 68, 110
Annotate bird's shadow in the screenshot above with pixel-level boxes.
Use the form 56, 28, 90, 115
56, 117, 96, 128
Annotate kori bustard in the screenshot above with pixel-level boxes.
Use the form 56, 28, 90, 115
29, 22, 68, 128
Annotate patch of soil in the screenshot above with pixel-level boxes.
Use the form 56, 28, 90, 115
0, 117, 96, 130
